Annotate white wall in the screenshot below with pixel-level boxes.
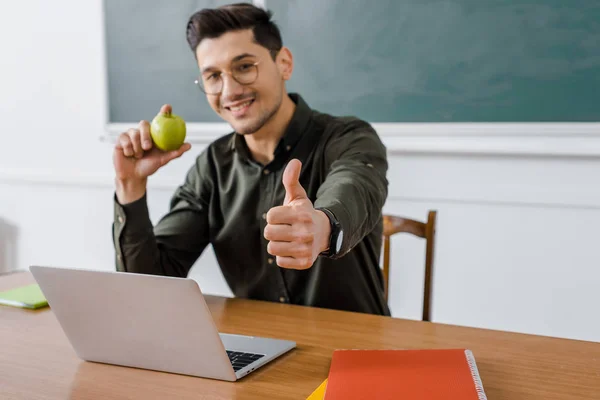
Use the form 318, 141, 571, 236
1, 0, 600, 343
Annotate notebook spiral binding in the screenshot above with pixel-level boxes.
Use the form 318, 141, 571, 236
465, 350, 488, 400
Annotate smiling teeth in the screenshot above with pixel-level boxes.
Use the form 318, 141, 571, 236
230, 101, 252, 111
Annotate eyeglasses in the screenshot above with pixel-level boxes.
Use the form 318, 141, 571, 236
194, 60, 261, 95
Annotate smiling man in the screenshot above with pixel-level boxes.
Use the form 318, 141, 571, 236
112, 3, 390, 316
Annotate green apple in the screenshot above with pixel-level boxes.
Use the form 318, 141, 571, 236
150, 110, 186, 151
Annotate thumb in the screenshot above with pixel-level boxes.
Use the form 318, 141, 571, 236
283, 159, 308, 205
159, 104, 172, 115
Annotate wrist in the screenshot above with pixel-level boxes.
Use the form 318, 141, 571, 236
315, 207, 344, 257
115, 177, 147, 205
315, 210, 332, 254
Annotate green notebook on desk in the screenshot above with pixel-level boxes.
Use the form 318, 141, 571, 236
0, 284, 48, 309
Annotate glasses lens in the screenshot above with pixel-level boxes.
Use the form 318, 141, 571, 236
232, 62, 258, 85
197, 75, 222, 95
195, 62, 258, 94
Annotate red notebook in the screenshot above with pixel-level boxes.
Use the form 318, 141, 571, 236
324, 349, 487, 400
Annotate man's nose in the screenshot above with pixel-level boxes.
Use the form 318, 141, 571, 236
221, 74, 245, 100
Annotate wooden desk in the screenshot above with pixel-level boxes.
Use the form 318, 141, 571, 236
1, 272, 599, 399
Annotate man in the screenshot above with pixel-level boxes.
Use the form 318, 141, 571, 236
112, 3, 390, 316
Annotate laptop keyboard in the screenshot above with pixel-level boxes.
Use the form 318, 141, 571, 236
226, 350, 265, 372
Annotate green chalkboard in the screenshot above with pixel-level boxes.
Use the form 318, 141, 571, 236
104, 0, 600, 123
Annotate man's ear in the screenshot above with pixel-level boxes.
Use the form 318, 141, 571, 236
276, 46, 294, 81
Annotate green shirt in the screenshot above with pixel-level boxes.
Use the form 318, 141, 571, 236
113, 94, 390, 316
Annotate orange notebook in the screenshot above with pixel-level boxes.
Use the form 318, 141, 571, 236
324, 349, 487, 400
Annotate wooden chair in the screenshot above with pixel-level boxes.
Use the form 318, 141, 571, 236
382, 211, 437, 321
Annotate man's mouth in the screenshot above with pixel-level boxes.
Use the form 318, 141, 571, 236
227, 100, 254, 111
225, 98, 255, 117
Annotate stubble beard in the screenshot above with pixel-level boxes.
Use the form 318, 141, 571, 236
235, 90, 283, 135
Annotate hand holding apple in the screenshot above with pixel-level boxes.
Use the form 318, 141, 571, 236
113, 104, 191, 204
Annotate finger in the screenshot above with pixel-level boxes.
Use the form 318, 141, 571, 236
267, 241, 311, 259
159, 142, 192, 165
282, 159, 308, 205
266, 206, 312, 225
112, 146, 126, 164
118, 133, 134, 157
128, 129, 144, 159
159, 104, 172, 115
265, 206, 298, 226
139, 120, 153, 150
266, 206, 289, 225
264, 224, 294, 242
264, 224, 313, 243
276, 256, 312, 270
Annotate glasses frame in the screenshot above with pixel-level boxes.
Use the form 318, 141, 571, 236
194, 59, 262, 95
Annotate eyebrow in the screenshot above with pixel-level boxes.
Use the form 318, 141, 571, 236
201, 53, 257, 73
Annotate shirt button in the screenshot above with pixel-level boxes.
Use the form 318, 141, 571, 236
285, 145, 291, 151
267, 258, 274, 265
279, 296, 286, 303
118, 216, 124, 223
263, 169, 270, 175
262, 213, 267, 220
117, 254, 121, 261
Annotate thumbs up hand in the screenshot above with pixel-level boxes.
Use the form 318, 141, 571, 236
264, 159, 331, 270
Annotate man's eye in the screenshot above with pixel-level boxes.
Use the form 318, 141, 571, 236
206, 73, 219, 81
237, 63, 253, 72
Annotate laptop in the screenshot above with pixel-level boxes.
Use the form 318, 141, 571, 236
29, 265, 296, 381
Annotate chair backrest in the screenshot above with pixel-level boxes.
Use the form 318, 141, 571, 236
382, 210, 437, 321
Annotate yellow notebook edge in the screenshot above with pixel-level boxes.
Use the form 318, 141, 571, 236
306, 379, 328, 400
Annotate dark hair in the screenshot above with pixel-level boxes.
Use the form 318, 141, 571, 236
186, 3, 282, 60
